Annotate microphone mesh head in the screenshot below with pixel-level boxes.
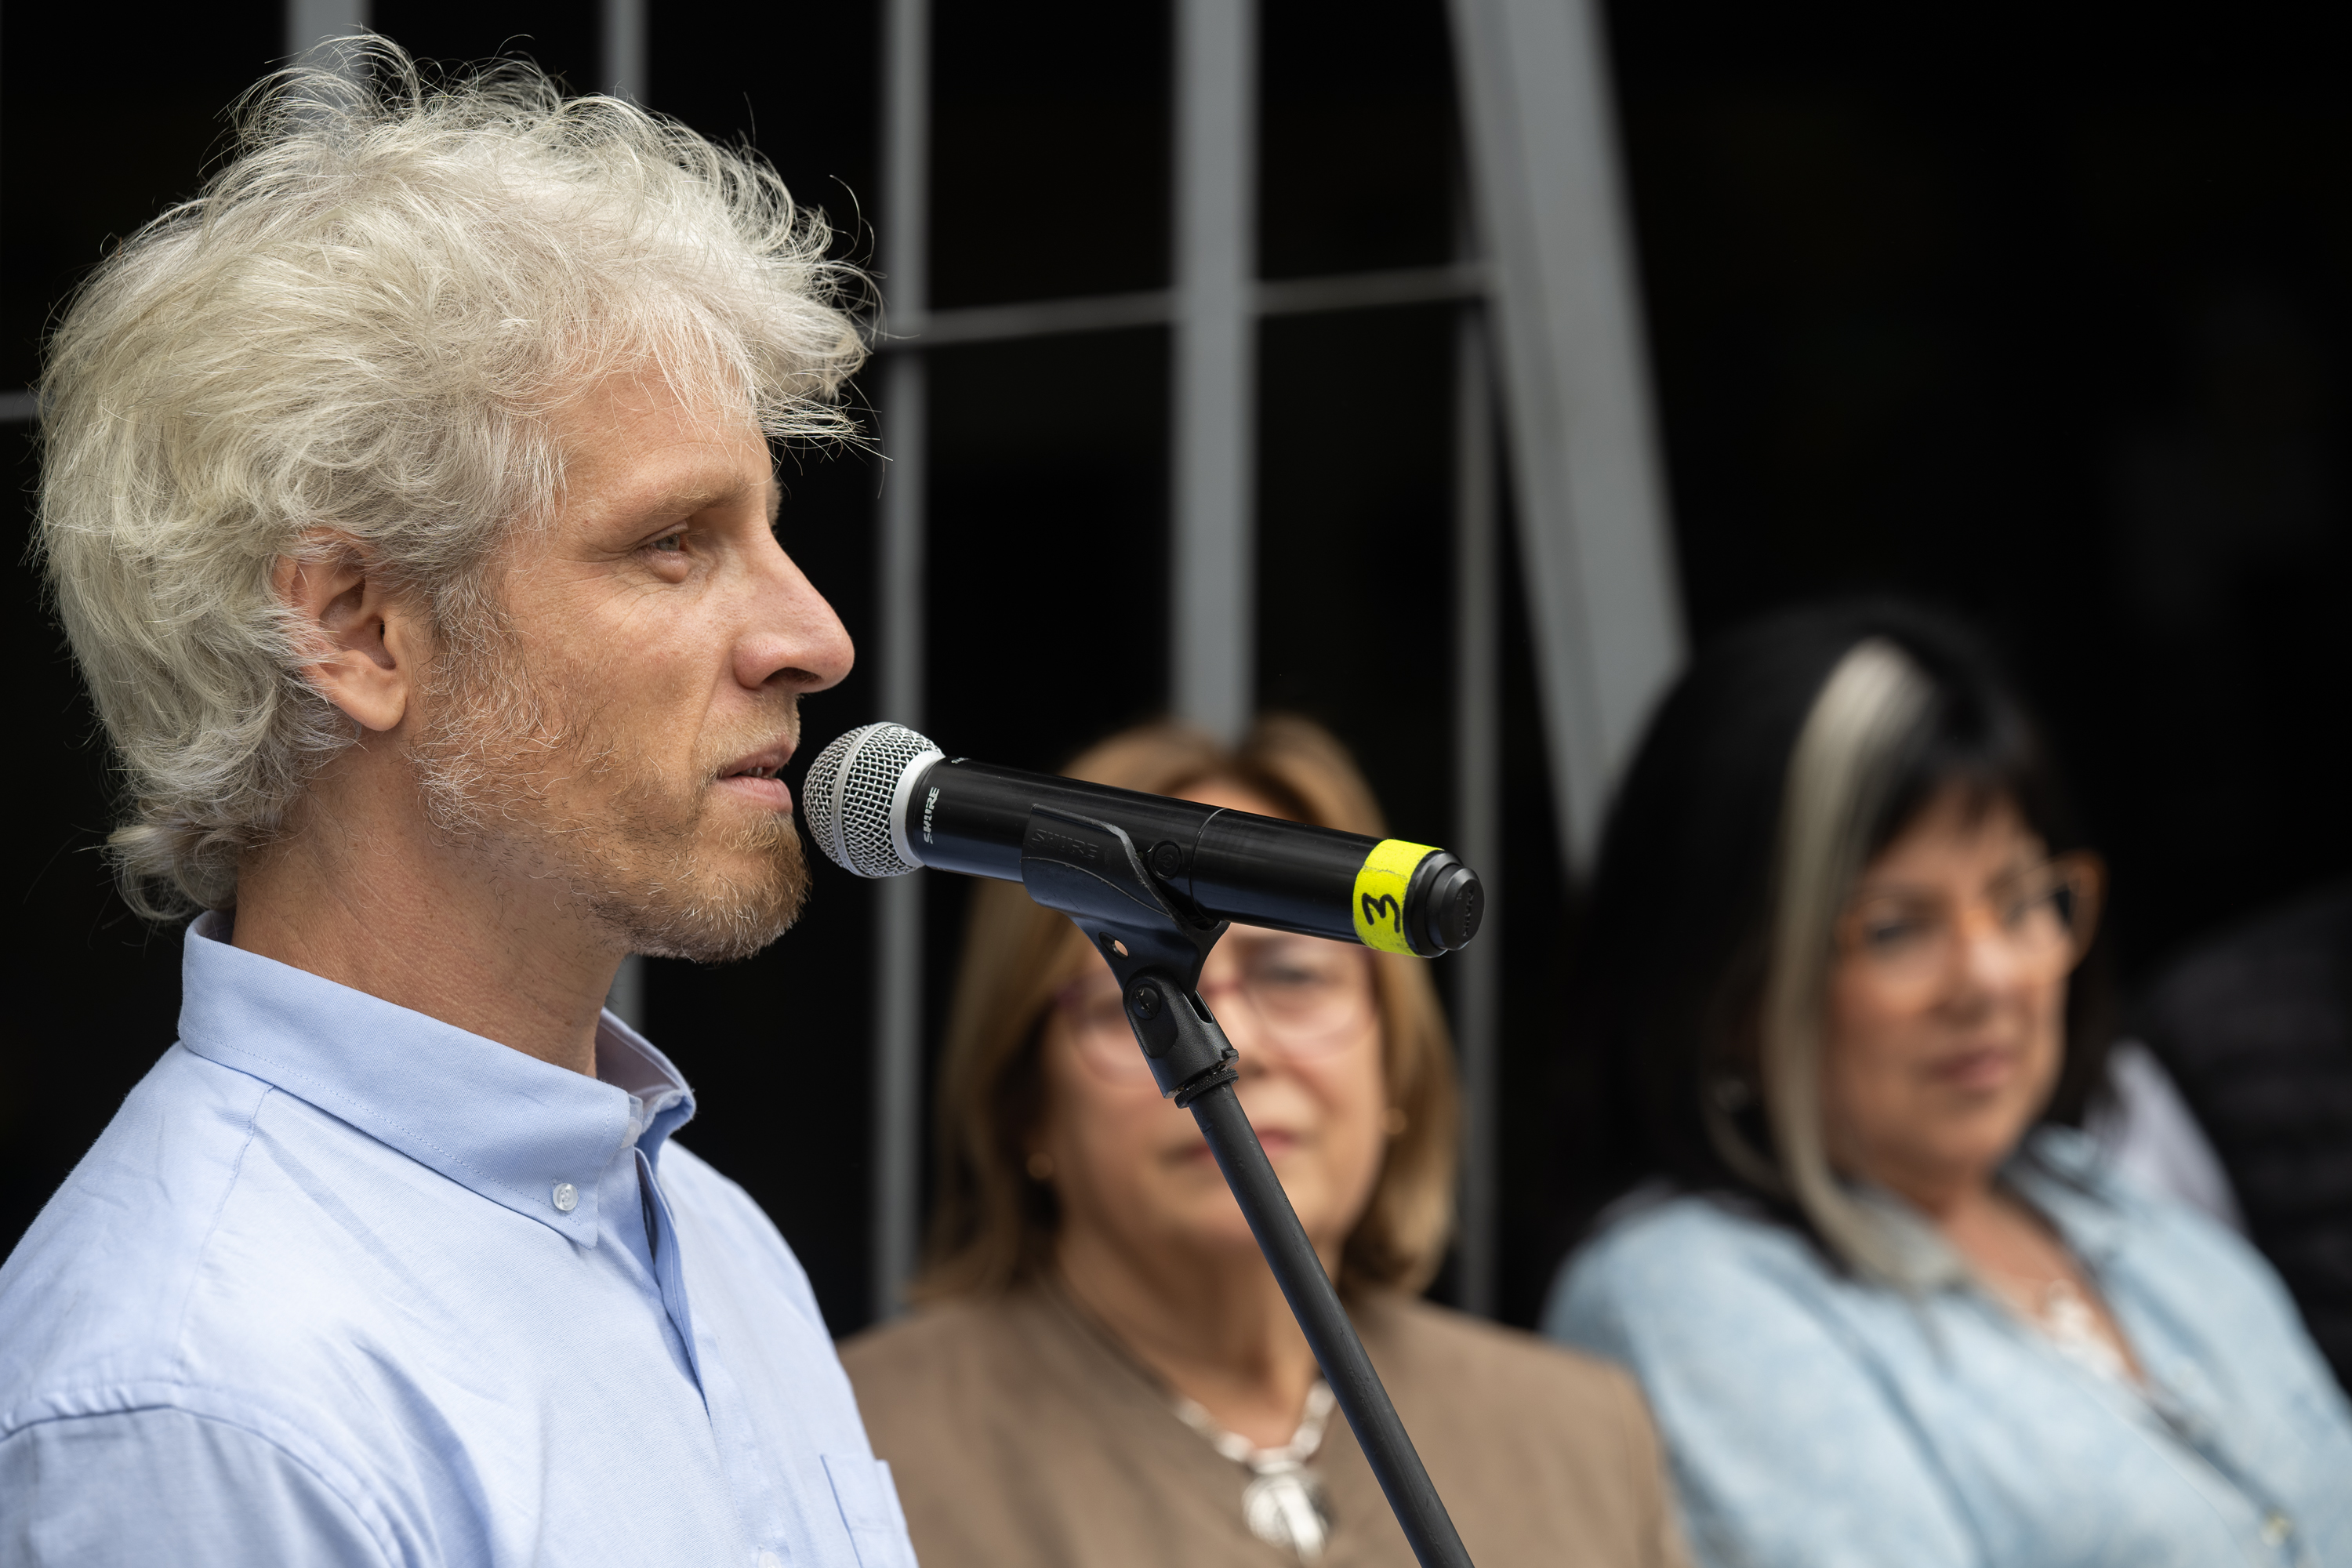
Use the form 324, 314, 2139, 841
803, 722, 940, 877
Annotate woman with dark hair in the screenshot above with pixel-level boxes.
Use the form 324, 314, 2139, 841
844, 717, 1686, 1568
1543, 602, 2352, 1568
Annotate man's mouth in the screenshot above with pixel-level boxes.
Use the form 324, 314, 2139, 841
715, 740, 798, 808
718, 735, 798, 782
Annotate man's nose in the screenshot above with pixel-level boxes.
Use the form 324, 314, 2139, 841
736, 539, 855, 694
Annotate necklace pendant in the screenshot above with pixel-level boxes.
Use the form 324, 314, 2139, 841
1243, 1466, 1332, 1564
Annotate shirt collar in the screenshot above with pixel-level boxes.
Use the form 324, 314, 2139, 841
175, 913, 697, 1246
1845, 1124, 2129, 1293
2006, 1124, 2129, 1266
1847, 1184, 1973, 1290
595, 1011, 697, 1169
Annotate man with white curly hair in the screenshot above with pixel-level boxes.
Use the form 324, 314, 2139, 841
0, 47, 915, 1568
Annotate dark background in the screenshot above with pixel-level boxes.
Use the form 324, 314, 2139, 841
7, 0, 2350, 1331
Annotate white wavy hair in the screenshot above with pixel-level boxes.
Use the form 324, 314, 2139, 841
36, 42, 869, 918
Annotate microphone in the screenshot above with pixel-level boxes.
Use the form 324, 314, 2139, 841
802, 722, 1484, 956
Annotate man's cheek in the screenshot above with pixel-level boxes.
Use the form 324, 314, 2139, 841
593, 670, 688, 758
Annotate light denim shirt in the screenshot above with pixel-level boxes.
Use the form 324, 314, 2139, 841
0, 914, 913, 1568
1546, 1130, 2352, 1568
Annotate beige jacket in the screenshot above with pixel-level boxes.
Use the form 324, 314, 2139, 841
841, 1284, 1687, 1568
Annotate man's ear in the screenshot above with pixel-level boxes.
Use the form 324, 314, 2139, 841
274, 539, 420, 733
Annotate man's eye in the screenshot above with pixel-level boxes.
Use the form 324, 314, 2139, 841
649, 532, 687, 554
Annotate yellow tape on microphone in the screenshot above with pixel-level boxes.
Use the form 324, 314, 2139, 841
1352, 839, 1437, 955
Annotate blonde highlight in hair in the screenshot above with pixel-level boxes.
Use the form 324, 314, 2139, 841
917, 717, 1462, 1303
35, 41, 868, 916
1735, 638, 1934, 1281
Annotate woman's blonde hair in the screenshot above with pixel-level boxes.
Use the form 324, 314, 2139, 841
35, 41, 866, 917
917, 716, 1462, 1301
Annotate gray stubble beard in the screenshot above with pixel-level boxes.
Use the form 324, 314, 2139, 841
406, 639, 811, 965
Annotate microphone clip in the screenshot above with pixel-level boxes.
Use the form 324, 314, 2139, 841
1018, 805, 1239, 1105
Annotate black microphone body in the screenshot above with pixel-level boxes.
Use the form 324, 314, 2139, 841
805, 724, 1484, 957
914, 759, 1426, 947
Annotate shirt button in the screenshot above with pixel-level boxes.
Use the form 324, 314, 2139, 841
757, 1552, 785, 1568
552, 1181, 579, 1213
2262, 1512, 2294, 1546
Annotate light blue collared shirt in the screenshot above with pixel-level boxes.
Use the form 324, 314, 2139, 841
0, 915, 914, 1568
1546, 1130, 2352, 1568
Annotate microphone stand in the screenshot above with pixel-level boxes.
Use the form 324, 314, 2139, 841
1019, 805, 1476, 1568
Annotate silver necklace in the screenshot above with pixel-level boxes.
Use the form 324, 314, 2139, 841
2031, 1278, 2132, 1384
1171, 1381, 1338, 1563
1982, 1263, 2135, 1385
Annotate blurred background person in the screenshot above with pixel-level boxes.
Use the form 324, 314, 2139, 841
1543, 602, 2352, 1568
2129, 882, 2352, 1393
2082, 1033, 2245, 1236
842, 717, 1686, 1568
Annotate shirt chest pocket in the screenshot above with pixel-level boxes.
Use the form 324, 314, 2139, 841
821, 1452, 915, 1568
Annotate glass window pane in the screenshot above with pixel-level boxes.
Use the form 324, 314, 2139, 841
931, 2, 1172, 308
1255, 304, 1457, 837
1259, 0, 1459, 281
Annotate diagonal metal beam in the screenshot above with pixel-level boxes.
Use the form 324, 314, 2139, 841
1448, 0, 1684, 873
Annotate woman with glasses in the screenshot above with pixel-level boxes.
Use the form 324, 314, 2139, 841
842, 717, 1686, 1568
1543, 602, 2352, 1568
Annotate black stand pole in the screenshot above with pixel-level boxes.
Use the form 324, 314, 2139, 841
1018, 805, 1475, 1568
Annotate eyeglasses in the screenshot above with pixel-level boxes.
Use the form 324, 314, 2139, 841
1835, 853, 2102, 1005
1054, 934, 1377, 1084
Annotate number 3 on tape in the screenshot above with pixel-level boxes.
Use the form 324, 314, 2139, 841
1352, 839, 1437, 955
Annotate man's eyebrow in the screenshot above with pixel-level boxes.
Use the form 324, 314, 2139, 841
641, 474, 769, 524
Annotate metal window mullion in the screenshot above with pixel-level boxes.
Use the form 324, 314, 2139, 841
1450, 307, 1501, 1318
1172, 0, 1258, 744
870, 0, 932, 1323
598, 0, 652, 1031
890, 261, 1490, 353
287, 0, 368, 60
602, 0, 647, 101
871, 358, 927, 1321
